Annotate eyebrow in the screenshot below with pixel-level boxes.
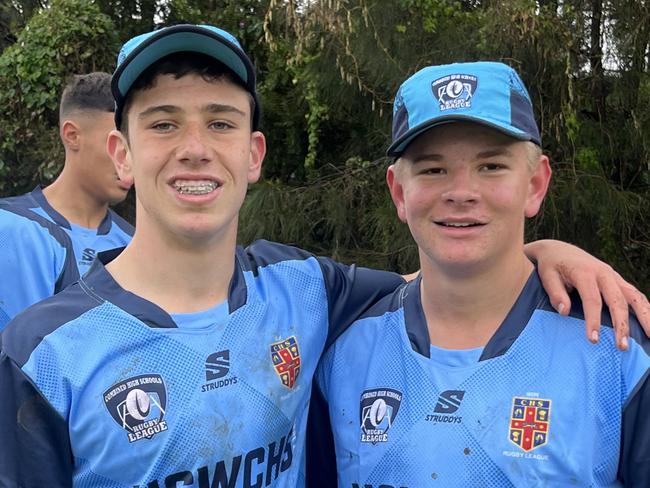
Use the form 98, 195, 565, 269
475, 147, 514, 159
409, 146, 514, 164
137, 103, 246, 120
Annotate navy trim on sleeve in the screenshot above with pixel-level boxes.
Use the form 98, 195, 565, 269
305, 381, 337, 488
0, 352, 73, 487
619, 369, 650, 486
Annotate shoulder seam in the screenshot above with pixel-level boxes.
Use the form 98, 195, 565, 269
78, 278, 106, 305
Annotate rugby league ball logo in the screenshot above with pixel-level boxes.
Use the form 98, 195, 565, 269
103, 374, 168, 443
359, 387, 403, 444
431, 73, 477, 111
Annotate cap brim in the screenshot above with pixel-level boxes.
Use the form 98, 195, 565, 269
387, 115, 538, 157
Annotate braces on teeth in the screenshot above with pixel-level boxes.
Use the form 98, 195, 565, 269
175, 183, 218, 195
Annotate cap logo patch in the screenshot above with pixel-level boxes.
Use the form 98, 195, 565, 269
431, 74, 477, 111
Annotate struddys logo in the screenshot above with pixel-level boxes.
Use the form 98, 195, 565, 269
432, 74, 477, 111
360, 388, 402, 444
103, 374, 168, 443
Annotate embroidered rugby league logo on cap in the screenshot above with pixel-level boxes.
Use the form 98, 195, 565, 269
103, 374, 168, 443
359, 387, 403, 444
432, 74, 477, 111
387, 61, 542, 156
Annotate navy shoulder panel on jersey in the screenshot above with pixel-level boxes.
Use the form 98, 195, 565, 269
1, 281, 101, 368
0, 191, 36, 208
0, 352, 73, 486
0, 201, 71, 250
28, 185, 71, 229
97, 208, 134, 236
0, 202, 80, 294
240, 239, 404, 347
106, 208, 134, 236
239, 239, 316, 275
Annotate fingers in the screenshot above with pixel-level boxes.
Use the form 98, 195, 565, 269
596, 271, 629, 351
569, 268, 605, 346
564, 265, 633, 351
619, 276, 650, 338
537, 263, 572, 317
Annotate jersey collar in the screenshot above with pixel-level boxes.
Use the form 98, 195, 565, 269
402, 269, 549, 360
31, 185, 114, 235
81, 247, 249, 328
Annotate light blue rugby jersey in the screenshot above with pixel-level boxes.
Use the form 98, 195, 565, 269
0, 202, 79, 330
0, 241, 403, 487
4, 186, 133, 272
312, 271, 650, 488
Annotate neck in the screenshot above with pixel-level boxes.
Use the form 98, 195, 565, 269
420, 252, 533, 350
106, 221, 238, 314
44, 167, 108, 228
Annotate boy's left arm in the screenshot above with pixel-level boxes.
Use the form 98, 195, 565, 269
525, 239, 650, 350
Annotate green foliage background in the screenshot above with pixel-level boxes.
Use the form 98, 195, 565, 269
0, 0, 648, 294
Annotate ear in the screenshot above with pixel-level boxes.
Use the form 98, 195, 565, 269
524, 155, 552, 218
107, 130, 134, 187
247, 131, 266, 184
386, 163, 408, 223
61, 120, 81, 151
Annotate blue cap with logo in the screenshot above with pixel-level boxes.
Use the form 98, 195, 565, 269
112, 24, 260, 130
387, 61, 540, 157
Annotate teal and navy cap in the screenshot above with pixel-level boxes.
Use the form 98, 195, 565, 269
112, 24, 260, 130
387, 61, 540, 157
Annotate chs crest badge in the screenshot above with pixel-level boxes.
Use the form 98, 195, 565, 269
509, 397, 551, 452
360, 388, 403, 444
103, 374, 168, 443
431, 74, 477, 111
270, 336, 301, 389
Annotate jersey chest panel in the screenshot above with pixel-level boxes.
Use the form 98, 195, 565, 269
325, 310, 626, 488
25, 266, 330, 487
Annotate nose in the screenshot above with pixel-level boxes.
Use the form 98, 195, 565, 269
176, 123, 211, 164
441, 168, 479, 205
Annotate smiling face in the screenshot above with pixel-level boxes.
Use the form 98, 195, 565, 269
108, 73, 265, 246
387, 122, 551, 276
